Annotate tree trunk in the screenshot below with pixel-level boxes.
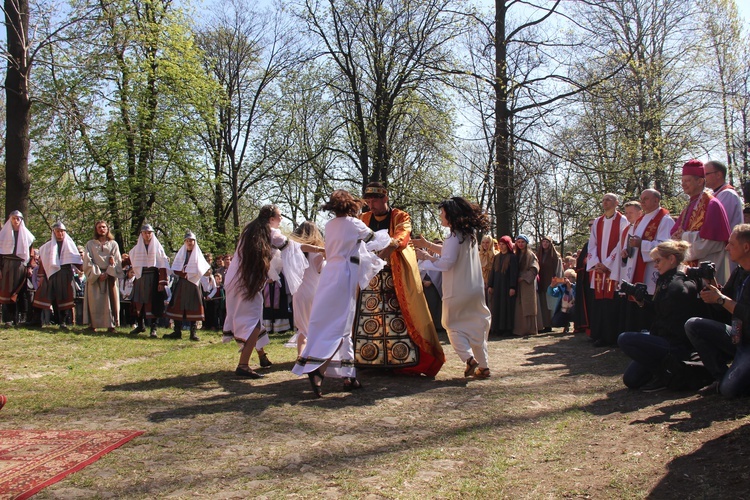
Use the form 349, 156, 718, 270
4, 0, 31, 219
494, 1, 513, 237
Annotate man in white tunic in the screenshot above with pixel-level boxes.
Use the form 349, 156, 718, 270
586, 193, 626, 347
620, 189, 674, 331
705, 160, 743, 273
705, 160, 743, 231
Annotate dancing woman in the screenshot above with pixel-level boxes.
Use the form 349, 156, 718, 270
223, 205, 322, 378
292, 190, 390, 397
413, 197, 492, 379
286, 222, 326, 356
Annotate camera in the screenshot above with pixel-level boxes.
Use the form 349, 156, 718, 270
619, 281, 648, 302
684, 261, 716, 282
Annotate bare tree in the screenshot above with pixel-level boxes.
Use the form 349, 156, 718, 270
196, 0, 299, 243
301, 0, 464, 190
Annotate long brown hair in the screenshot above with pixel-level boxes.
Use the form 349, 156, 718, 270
320, 190, 363, 217
236, 205, 277, 299
92, 220, 115, 241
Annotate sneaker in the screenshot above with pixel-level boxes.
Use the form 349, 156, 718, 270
640, 377, 669, 393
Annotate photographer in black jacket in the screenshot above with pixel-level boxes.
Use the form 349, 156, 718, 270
685, 224, 750, 397
617, 240, 702, 391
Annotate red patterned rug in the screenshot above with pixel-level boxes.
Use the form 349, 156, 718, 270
0, 429, 143, 500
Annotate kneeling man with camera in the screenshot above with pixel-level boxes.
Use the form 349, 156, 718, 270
685, 224, 750, 397
617, 240, 704, 392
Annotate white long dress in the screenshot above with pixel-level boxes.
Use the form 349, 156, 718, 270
292, 217, 389, 378
420, 231, 491, 369
223, 228, 307, 348
286, 252, 325, 348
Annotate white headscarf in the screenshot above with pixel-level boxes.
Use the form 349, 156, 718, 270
171, 239, 210, 285
39, 231, 83, 277
0, 215, 35, 264
129, 232, 170, 279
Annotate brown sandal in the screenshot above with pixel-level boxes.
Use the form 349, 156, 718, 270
473, 368, 491, 379
464, 357, 479, 377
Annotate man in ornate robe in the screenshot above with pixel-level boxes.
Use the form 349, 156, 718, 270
82, 220, 124, 332
353, 182, 445, 377
586, 193, 626, 347
0, 211, 35, 325
671, 159, 732, 285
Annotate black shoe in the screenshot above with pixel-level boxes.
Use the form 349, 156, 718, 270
235, 366, 264, 378
259, 352, 273, 368
641, 377, 669, 393
163, 330, 182, 339
189, 333, 200, 341
129, 325, 146, 335
149, 327, 158, 338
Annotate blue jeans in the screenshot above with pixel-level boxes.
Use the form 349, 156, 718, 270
617, 331, 690, 389
685, 317, 750, 397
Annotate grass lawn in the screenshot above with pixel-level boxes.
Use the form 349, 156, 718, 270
1, 325, 749, 499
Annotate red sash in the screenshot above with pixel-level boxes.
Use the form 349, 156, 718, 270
631, 208, 669, 283
590, 214, 621, 299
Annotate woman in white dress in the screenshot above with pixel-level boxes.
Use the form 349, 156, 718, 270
413, 197, 492, 379
287, 221, 326, 355
292, 190, 390, 397
223, 205, 323, 378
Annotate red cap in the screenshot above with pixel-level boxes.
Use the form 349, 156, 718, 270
682, 159, 704, 177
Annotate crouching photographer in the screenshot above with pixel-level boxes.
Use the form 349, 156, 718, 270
685, 224, 750, 397
617, 240, 703, 392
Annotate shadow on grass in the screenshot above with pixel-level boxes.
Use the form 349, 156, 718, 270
649, 422, 750, 499
521, 332, 630, 378
103, 367, 469, 422
579, 384, 750, 434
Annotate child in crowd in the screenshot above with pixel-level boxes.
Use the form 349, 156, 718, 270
549, 268, 576, 333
